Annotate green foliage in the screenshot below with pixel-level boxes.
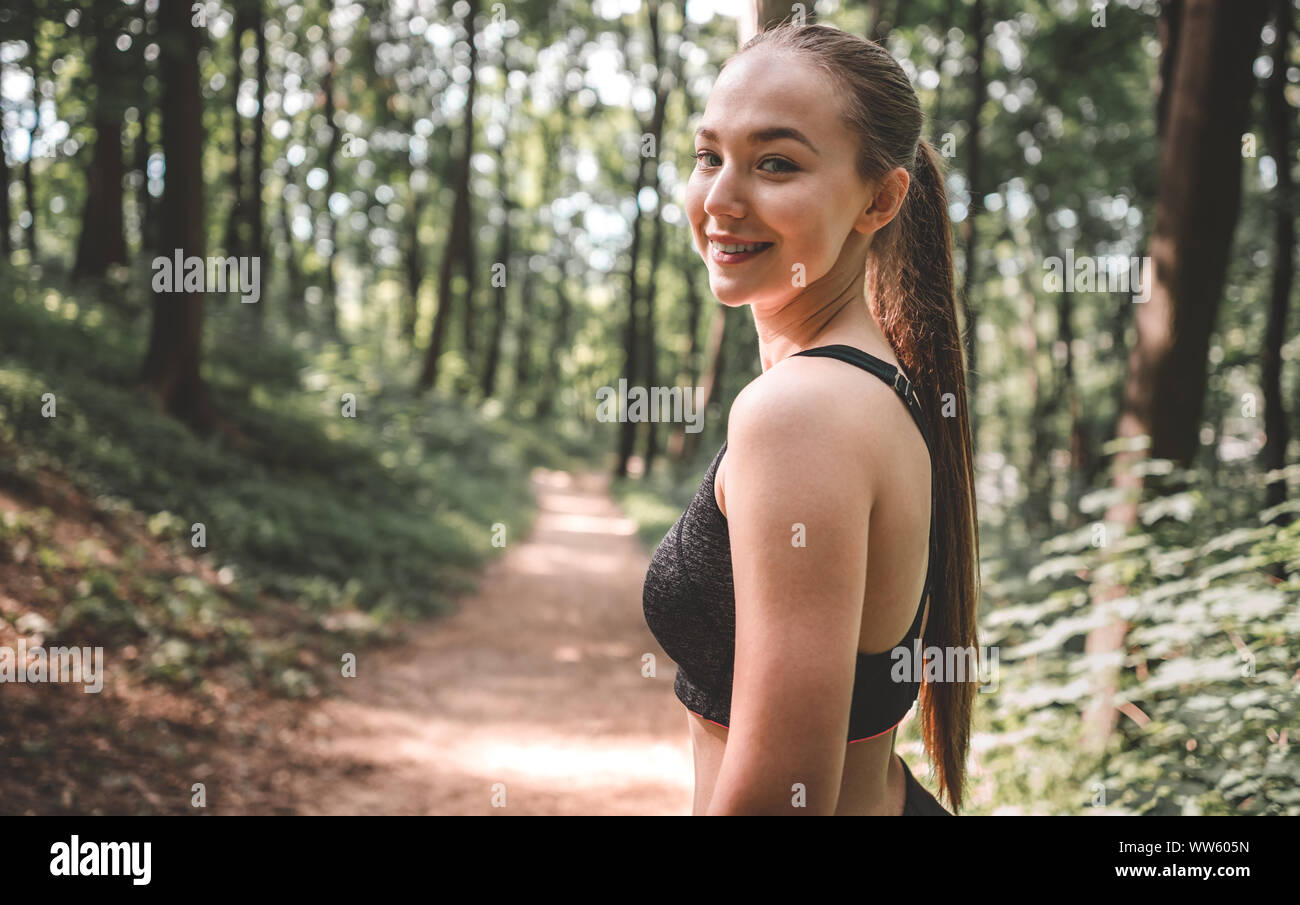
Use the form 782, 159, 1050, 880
963, 461, 1300, 815
0, 271, 574, 703
0, 277, 556, 617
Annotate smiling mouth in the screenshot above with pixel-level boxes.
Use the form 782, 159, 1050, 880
708, 240, 774, 263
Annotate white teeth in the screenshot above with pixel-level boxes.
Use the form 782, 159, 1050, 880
712, 241, 768, 253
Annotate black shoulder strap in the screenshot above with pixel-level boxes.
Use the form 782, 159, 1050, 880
791, 344, 932, 451
792, 344, 938, 635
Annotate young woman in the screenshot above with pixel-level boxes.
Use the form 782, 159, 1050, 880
642, 22, 981, 815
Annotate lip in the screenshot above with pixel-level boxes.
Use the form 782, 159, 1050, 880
706, 233, 771, 244
706, 236, 774, 265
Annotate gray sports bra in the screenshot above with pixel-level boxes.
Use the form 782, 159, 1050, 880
641, 344, 937, 742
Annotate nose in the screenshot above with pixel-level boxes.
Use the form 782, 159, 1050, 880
701, 162, 747, 222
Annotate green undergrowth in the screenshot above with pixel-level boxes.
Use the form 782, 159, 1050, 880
0, 267, 581, 697
969, 459, 1300, 815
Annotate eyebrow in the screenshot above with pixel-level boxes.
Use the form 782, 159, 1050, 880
694, 125, 820, 156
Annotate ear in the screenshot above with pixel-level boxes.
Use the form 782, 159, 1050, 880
853, 166, 911, 235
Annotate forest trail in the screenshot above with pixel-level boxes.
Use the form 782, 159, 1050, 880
278, 466, 694, 816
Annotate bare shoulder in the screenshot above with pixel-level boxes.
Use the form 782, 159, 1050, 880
728, 352, 896, 456
721, 356, 886, 511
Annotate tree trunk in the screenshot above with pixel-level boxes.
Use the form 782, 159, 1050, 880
958, 0, 986, 440
457, 9, 482, 382
640, 0, 671, 478
418, 0, 480, 393
140, 0, 212, 431
225, 5, 249, 259
1127, 2, 1265, 466
73, 0, 128, 280
929, 0, 956, 139
1081, 0, 1267, 753
320, 33, 341, 336
1262, 0, 1294, 527
516, 91, 570, 409
72, 121, 126, 278
404, 178, 423, 340
23, 9, 39, 261
0, 140, 10, 257
642, 188, 666, 476
535, 270, 570, 420
133, 5, 156, 259
482, 45, 516, 399
481, 126, 511, 398
279, 165, 304, 324
251, 0, 267, 315
1056, 257, 1087, 523
512, 260, 533, 402
133, 97, 155, 256
616, 0, 665, 478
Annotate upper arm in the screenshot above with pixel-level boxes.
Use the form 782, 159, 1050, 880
708, 370, 876, 815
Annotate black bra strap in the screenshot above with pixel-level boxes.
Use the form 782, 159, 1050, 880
791, 345, 932, 451
791, 344, 938, 637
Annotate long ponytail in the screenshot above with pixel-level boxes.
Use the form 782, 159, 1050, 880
871, 137, 982, 813
730, 25, 982, 811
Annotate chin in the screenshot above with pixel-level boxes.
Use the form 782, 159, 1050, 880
708, 281, 750, 307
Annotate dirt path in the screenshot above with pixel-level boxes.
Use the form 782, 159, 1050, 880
279, 466, 693, 815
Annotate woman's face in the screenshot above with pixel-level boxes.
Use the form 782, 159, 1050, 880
685, 46, 877, 312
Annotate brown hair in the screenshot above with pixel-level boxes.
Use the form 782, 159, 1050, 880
725, 23, 982, 811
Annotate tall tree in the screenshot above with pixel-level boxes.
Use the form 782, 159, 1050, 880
139, 0, 212, 430
131, 1, 156, 258
0, 127, 11, 259
419, 0, 481, 393
480, 47, 514, 400
525, 66, 576, 417
21, 4, 40, 260
1262, 0, 1294, 525
223, 0, 268, 315
251, 0, 267, 280
615, 0, 660, 478
639, 1, 673, 478
927, 0, 957, 138
958, 0, 987, 437
225, 2, 249, 258
320, 29, 342, 336
73, 0, 130, 280
1081, 0, 1267, 752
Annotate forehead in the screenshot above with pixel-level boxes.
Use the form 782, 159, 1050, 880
699, 46, 843, 143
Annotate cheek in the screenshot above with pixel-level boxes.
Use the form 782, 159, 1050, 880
686, 178, 707, 226
684, 180, 706, 246
768, 197, 836, 270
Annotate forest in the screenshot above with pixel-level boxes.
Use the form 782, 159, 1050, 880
0, 0, 1296, 816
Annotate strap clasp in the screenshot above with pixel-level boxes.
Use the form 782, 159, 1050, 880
892, 368, 914, 404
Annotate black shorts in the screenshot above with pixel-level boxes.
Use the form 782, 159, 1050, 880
900, 757, 954, 816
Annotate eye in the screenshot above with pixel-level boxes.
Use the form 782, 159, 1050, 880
694, 150, 721, 168
759, 157, 798, 174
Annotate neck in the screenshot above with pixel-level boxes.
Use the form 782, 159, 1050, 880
749, 234, 894, 372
